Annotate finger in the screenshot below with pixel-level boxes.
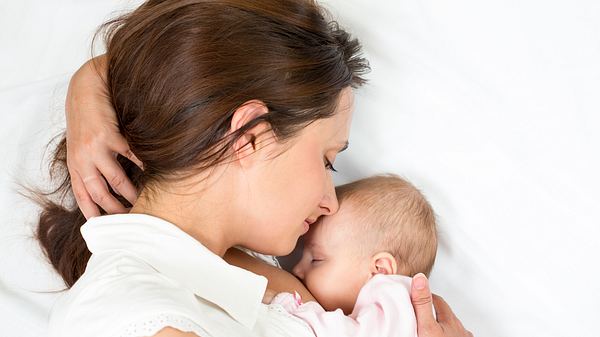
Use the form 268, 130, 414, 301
81, 170, 129, 215
432, 294, 457, 324
433, 295, 469, 333
70, 170, 101, 219
411, 273, 440, 335
109, 135, 144, 170
98, 158, 138, 206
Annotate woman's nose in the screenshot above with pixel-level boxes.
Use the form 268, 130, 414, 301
318, 178, 339, 216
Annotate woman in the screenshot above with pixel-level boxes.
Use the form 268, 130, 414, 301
40, 0, 471, 336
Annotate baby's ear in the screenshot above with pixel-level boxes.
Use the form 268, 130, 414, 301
370, 252, 398, 276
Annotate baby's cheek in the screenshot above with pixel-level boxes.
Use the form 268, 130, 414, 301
304, 272, 328, 305
310, 277, 344, 311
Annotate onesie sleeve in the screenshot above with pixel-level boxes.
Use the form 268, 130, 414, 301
270, 275, 417, 337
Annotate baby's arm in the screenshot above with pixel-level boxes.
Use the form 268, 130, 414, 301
223, 248, 316, 303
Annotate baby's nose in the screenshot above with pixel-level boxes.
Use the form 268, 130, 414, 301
292, 264, 304, 280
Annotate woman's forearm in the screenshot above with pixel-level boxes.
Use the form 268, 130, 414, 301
224, 248, 316, 303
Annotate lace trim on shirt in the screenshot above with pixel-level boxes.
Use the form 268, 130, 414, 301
118, 313, 209, 337
266, 302, 314, 333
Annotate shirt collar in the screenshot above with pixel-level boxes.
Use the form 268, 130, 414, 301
81, 213, 267, 329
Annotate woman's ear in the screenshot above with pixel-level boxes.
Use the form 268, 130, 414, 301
369, 252, 398, 276
230, 100, 270, 166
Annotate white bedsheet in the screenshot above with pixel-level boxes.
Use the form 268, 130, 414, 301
1, 1, 599, 337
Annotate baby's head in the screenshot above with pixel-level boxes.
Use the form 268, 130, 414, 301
292, 174, 437, 314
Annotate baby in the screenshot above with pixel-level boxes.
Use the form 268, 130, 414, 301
270, 174, 438, 337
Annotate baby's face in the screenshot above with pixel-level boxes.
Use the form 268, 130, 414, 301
292, 205, 371, 314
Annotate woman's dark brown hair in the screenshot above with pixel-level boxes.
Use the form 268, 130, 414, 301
36, 0, 369, 287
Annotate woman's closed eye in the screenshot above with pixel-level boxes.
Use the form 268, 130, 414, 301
324, 157, 337, 172
311, 258, 324, 264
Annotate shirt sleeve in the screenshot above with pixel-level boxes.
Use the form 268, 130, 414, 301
271, 275, 417, 337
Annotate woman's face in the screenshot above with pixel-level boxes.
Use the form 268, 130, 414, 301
239, 87, 354, 256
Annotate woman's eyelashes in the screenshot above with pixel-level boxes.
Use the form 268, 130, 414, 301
324, 157, 337, 172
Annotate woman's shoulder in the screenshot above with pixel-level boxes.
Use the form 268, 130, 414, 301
49, 252, 206, 337
49, 250, 316, 337
69, 252, 197, 306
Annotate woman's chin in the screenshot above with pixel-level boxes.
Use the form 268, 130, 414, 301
248, 240, 295, 257
270, 245, 295, 257
271, 239, 299, 257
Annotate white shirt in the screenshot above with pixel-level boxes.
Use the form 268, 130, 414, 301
48, 214, 314, 337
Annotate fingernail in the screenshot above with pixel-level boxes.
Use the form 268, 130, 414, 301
414, 273, 427, 290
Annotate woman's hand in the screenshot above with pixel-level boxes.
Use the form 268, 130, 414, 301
411, 274, 473, 337
65, 56, 143, 219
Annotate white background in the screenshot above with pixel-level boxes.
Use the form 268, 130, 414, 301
1, 1, 599, 337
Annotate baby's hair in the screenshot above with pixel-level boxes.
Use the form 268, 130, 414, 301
335, 174, 437, 277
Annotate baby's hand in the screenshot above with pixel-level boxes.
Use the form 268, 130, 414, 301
262, 289, 278, 304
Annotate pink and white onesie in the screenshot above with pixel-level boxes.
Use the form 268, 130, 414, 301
271, 274, 417, 337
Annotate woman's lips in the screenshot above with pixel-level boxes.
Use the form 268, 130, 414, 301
303, 218, 316, 233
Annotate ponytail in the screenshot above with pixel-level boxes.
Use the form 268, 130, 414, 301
34, 137, 140, 287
